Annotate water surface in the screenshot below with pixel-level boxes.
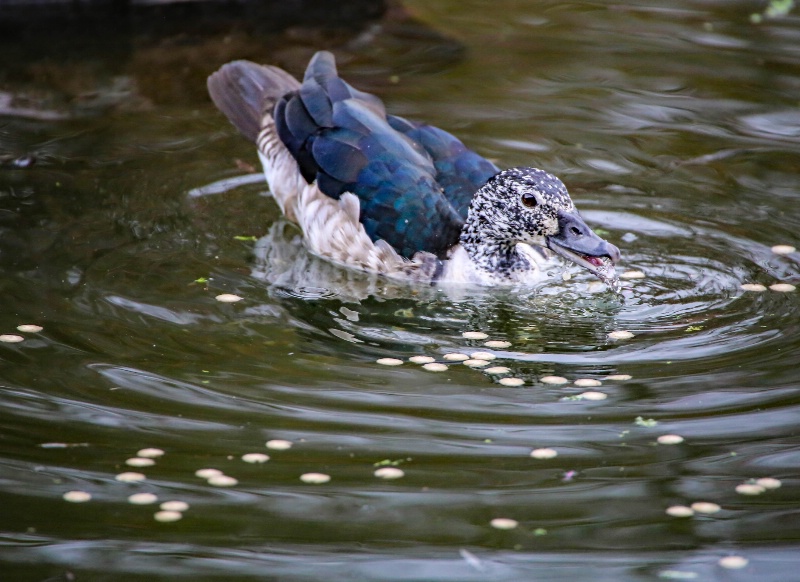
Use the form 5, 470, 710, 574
1, 1, 799, 580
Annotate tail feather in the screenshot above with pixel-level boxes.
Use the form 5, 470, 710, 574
207, 60, 300, 143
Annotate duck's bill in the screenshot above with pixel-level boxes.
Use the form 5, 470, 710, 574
546, 210, 621, 290
547, 242, 619, 288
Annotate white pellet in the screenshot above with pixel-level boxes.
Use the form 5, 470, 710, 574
242, 453, 270, 464
266, 439, 293, 450
499, 377, 525, 387
579, 391, 607, 400
690, 501, 721, 514
540, 375, 568, 385
16, 324, 43, 333
300, 472, 330, 484
115, 472, 146, 483
160, 500, 190, 512
207, 475, 238, 487
771, 245, 795, 255
376, 358, 403, 366
574, 378, 602, 387
665, 505, 694, 517
484, 340, 511, 349
657, 434, 684, 445
63, 490, 92, 503
422, 362, 448, 372
374, 467, 405, 479
128, 493, 158, 505
215, 293, 243, 303
608, 330, 635, 340
154, 510, 183, 522
740, 283, 767, 292
770, 283, 796, 292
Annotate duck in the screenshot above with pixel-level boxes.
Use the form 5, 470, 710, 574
207, 51, 620, 288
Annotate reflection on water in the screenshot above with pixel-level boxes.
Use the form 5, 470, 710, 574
1, 1, 800, 581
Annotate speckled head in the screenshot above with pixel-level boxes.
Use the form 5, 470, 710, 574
462, 167, 620, 283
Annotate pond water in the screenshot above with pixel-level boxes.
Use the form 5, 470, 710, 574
1, 1, 799, 580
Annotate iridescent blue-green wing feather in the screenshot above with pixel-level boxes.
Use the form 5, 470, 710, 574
273, 51, 466, 258
386, 115, 499, 221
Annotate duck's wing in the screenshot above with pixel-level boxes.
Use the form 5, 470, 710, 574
385, 115, 499, 221
274, 51, 478, 260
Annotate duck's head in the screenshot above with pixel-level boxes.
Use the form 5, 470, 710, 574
465, 167, 620, 284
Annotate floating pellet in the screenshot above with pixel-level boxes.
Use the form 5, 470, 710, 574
484, 366, 510, 374
579, 391, 607, 401
126, 457, 155, 468
242, 453, 270, 464
63, 490, 92, 503
690, 501, 721, 514
463, 359, 489, 368
422, 362, 448, 372
499, 377, 525, 387
160, 500, 189, 512
665, 505, 694, 517
735, 483, 765, 496
207, 475, 238, 487
409, 355, 435, 364
470, 351, 496, 361
137, 448, 165, 458
490, 518, 519, 530
215, 293, 243, 303
376, 358, 403, 366
657, 434, 685, 445
443, 353, 469, 361
16, 324, 43, 333
574, 378, 602, 387
530, 448, 558, 459
0, 334, 24, 343
608, 330, 635, 340
462, 331, 488, 340
195, 468, 223, 479
770, 283, 796, 292
484, 340, 511, 349
266, 439, 293, 450
115, 472, 146, 483
128, 493, 158, 505
771, 245, 795, 255
374, 467, 404, 480
740, 283, 767, 292
300, 472, 330, 484
561, 272, 571, 281
718, 556, 748, 569
154, 510, 183, 522
620, 270, 645, 279
540, 375, 568, 385
606, 374, 632, 381
755, 477, 781, 489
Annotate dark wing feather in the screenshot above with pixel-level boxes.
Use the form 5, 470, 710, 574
273, 51, 495, 258
387, 115, 499, 221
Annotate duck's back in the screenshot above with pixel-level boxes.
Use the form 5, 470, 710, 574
208, 51, 498, 273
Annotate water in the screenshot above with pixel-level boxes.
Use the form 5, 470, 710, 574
1, 1, 799, 580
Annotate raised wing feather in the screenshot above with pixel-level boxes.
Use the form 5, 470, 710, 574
273, 51, 496, 259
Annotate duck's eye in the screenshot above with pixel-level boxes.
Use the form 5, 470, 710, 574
521, 192, 538, 208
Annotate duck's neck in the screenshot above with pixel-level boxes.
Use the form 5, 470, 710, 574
459, 220, 531, 277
